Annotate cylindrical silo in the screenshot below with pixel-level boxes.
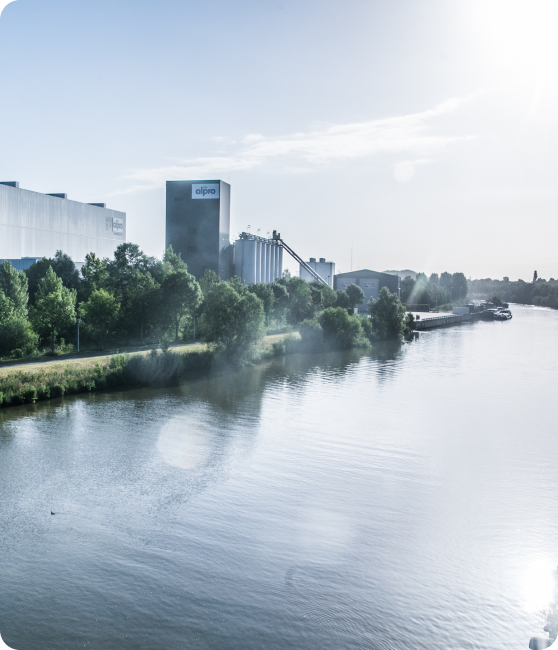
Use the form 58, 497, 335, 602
265, 242, 271, 284
255, 241, 262, 283
278, 246, 283, 280
240, 238, 257, 285
260, 240, 266, 284
269, 242, 277, 282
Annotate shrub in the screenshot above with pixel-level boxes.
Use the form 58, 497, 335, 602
51, 384, 66, 398
10, 348, 24, 359
38, 385, 50, 399
0, 317, 38, 358
299, 319, 323, 351
318, 307, 368, 349
24, 387, 37, 403
0, 391, 3, 405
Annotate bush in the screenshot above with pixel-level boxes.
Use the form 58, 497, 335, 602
24, 387, 37, 403
51, 384, 66, 398
0, 391, 3, 405
318, 307, 368, 349
10, 348, 23, 359
299, 319, 323, 351
0, 317, 38, 358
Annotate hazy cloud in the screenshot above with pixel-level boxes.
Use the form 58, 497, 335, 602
117, 97, 475, 194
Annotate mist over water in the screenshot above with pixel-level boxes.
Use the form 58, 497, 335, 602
1, 305, 557, 649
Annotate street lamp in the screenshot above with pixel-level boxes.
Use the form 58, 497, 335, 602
77, 318, 83, 353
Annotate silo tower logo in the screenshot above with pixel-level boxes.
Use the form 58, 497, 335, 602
192, 183, 220, 199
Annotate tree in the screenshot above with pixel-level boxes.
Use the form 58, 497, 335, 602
80, 289, 120, 348
80, 252, 110, 300
284, 277, 315, 324
160, 246, 202, 342
0, 261, 29, 318
0, 313, 38, 358
247, 283, 275, 325
368, 287, 406, 340
32, 267, 77, 352
429, 273, 439, 285
127, 270, 160, 341
451, 272, 468, 300
345, 283, 365, 310
51, 250, 80, 291
270, 282, 289, 325
440, 272, 453, 292
400, 276, 415, 304
25, 257, 54, 306
318, 307, 366, 349
200, 281, 265, 360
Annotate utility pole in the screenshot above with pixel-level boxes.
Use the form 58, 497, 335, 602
77, 318, 82, 353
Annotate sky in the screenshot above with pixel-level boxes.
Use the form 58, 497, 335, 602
0, 0, 557, 281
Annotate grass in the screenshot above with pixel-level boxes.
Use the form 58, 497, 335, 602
0, 334, 297, 409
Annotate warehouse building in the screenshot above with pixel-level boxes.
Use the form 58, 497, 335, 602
0, 181, 125, 267
166, 180, 232, 280
234, 232, 283, 284
334, 270, 400, 314
300, 258, 335, 287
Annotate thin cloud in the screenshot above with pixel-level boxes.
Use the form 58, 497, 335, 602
115, 97, 475, 195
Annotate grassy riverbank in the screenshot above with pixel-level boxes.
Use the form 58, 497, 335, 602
0, 333, 300, 408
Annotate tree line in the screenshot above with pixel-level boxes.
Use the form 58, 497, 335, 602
469, 274, 558, 309
0, 242, 411, 361
400, 272, 468, 309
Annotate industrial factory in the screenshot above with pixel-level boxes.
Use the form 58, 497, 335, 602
0, 176, 400, 303
0, 181, 126, 269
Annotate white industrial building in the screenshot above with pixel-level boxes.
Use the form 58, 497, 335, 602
0, 181, 126, 267
300, 258, 335, 287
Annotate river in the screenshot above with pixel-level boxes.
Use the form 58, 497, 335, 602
1, 304, 557, 650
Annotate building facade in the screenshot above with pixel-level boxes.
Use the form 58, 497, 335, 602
334, 269, 401, 313
234, 232, 283, 285
300, 257, 335, 287
166, 180, 232, 280
0, 182, 126, 264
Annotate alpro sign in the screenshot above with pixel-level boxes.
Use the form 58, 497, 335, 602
112, 218, 124, 235
192, 184, 219, 199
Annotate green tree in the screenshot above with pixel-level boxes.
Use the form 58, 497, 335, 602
200, 281, 265, 360
0, 260, 29, 318
451, 272, 468, 300
127, 270, 160, 341
368, 287, 406, 340
400, 276, 415, 304
346, 283, 365, 310
32, 267, 77, 352
25, 257, 53, 306
318, 307, 367, 349
80, 289, 120, 348
160, 247, 202, 342
247, 283, 275, 325
440, 272, 453, 293
80, 252, 110, 300
51, 250, 80, 291
270, 282, 289, 325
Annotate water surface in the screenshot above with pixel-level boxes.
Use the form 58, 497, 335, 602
1, 305, 557, 649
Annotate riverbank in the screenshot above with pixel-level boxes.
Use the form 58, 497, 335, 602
0, 332, 300, 408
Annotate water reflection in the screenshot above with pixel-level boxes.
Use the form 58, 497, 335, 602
2, 309, 556, 650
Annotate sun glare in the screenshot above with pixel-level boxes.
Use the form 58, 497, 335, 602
520, 559, 556, 612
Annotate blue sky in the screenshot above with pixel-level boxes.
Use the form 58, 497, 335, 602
1, 0, 557, 279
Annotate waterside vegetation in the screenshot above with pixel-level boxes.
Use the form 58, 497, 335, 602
0, 244, 414, 408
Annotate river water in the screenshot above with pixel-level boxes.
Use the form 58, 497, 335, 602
1, 304, 557, 650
